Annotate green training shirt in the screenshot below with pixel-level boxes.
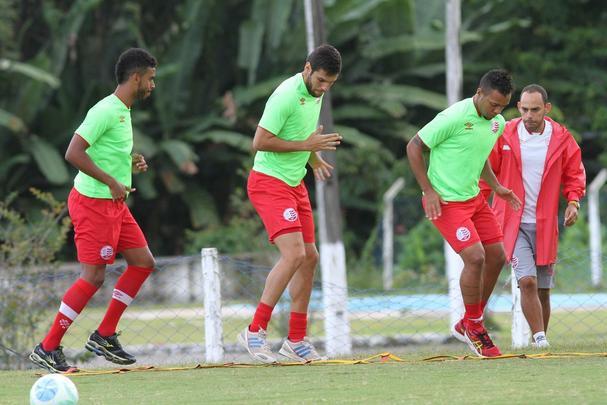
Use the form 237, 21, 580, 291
253, 73, 323, 186
418, 97, 505, 201
73, 94, 133, 198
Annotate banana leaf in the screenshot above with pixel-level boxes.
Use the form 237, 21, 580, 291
28, 136, 69, 185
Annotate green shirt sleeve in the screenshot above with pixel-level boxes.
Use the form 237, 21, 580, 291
417, 110, 457, 149
258, 90, 294, 137
75, 104, 111, 146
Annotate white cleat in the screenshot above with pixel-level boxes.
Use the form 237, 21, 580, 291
278, 338, 327, 362
237, 327, 277, 364
532, 338, 550, 349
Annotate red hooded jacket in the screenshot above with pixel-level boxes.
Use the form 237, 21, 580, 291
481, 117, 586, 265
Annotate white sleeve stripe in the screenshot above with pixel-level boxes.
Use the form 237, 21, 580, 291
112, 289, 134, 306
59, 302, 79, 321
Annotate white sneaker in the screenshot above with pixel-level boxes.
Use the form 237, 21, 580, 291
237, 327, 277, 364
278, 338, 327, 362
532, 338, 550, 349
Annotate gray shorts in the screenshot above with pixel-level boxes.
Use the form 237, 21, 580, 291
512, 223, 555, 289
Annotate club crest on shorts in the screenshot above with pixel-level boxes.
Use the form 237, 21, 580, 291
491, 120, 500, 133
511, 256, 519, 269
100, 245, 114, 260
455, 227, 471, 242
283, 208, 298, 222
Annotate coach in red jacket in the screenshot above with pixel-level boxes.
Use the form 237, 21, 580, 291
482, 84, 586, 348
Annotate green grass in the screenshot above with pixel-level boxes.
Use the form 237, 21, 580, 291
3, 349, 607, 404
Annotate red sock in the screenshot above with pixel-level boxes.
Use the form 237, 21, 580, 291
249, 302, 274, 332
481, 300, 488, 313
97, 266, 153, 337
42, 278, 98, 351
288, 312, 308, 342
464, 302, 483, 329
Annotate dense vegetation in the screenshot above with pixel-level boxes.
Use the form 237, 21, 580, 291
1, 0, 606, 286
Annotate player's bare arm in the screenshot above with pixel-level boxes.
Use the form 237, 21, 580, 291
481, 160, 521, 210
308, 151, 334, 181
65, 134, 134, 201
252, 125, 342, 152
406, 134, 445, 220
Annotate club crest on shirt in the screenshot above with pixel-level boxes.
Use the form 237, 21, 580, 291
299, 98, 305, 105
119, 115, 125, 123
491, 120, 500, 133
464, 122, 474, 130
455, 227, 471, 242
100, 245, 114, 260
283, 208, 298, 222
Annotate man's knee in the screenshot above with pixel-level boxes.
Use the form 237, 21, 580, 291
484, 244, 506, 267
305, 249, 319, 267
283, 249, 306, 268
123, 247, 156, 269
82, 271, 105, 288
518, 276, 538, 292
491, 249, 506, 267
463, 249, 485, 268
140, 257, 156, 269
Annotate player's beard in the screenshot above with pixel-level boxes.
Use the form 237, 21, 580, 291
135, 85, 150, 100
304, 75, 321, 98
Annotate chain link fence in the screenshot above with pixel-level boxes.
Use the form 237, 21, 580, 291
2, 193, 607, 370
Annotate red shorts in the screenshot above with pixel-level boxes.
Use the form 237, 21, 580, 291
247, 170, 315, 243
68, 188, 148, 264
423, 193, 503, 252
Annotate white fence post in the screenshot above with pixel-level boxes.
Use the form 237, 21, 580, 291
511, 267, 531, 348
320, 241, 352, 357
445, 0, 464, 330
304, 0, 351, 358
382, 177, 405, 290
201, 247, 224, 363
589, 168, 607, 287
445, 244, 465, 328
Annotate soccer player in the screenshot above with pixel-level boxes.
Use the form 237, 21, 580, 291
482, 84, 585, 348
406, 69, 521, 357
30, 48, 157, 373
238, 44, 343, 363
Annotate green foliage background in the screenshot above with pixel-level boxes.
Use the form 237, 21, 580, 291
1, 0, 605, 287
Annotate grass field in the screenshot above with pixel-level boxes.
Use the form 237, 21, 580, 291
3, 346, 607, 404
